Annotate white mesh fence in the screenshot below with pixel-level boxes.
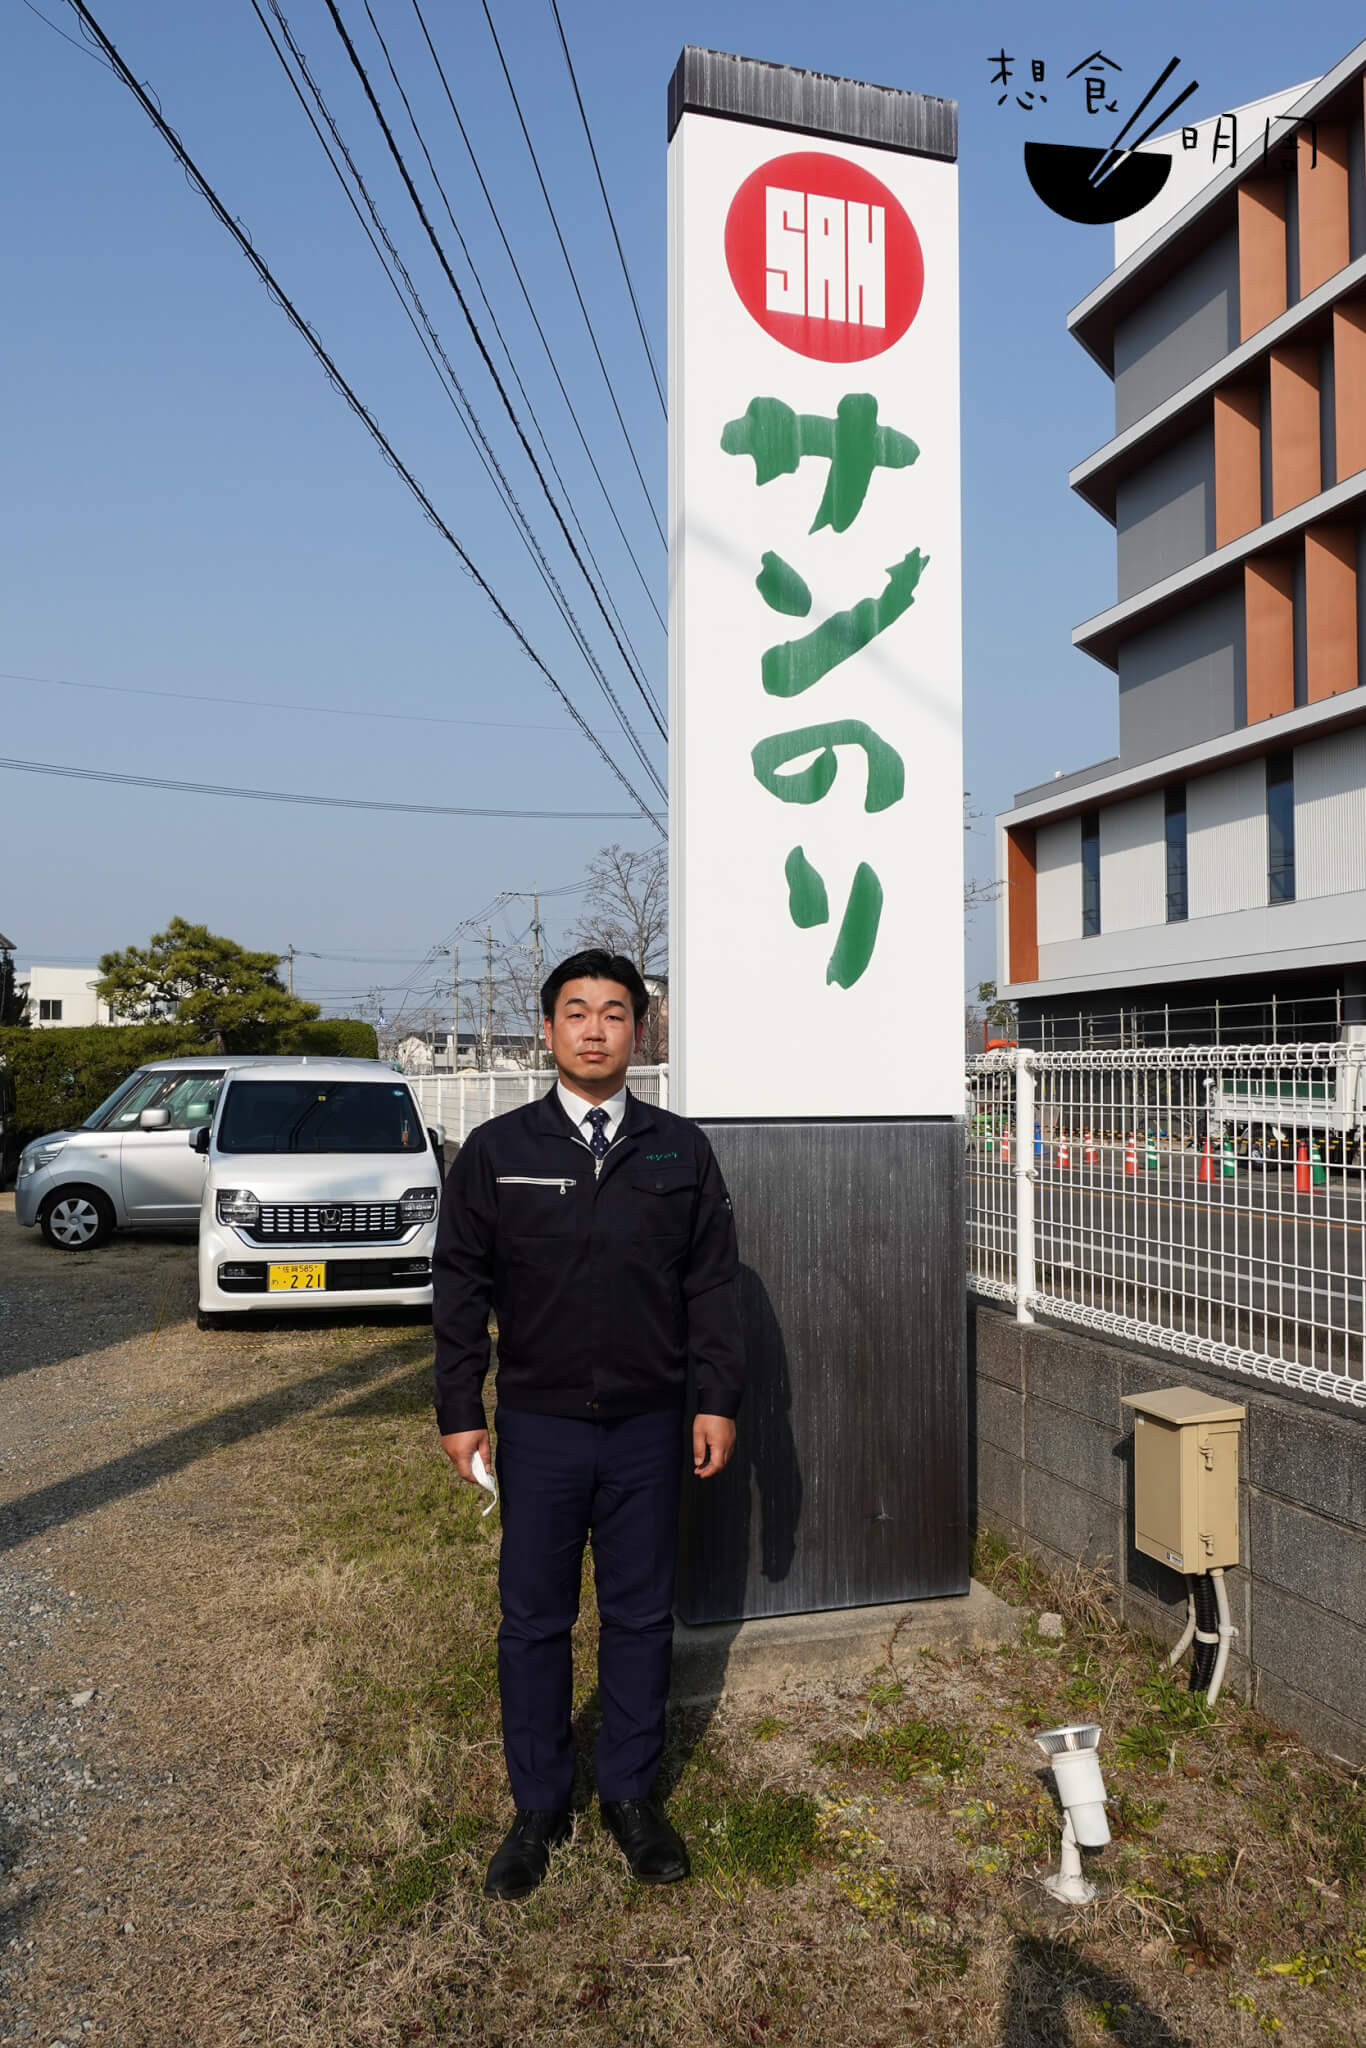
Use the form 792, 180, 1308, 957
967, 1044, 1366, 1410
409, 1065, 667, 1144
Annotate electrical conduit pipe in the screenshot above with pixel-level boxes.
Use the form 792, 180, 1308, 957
1173, 1570, 1237, 1703
1205, 1568, 1236, 1707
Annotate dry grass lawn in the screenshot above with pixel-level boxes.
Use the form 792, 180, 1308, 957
203, 1355, 1365, 2048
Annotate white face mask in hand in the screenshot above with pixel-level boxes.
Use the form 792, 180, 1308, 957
471, 1448, 499, 1517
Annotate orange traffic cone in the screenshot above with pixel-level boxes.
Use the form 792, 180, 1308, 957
1057, 1134, 1071, 1169
1124, 1132, 1138, 1175
1295, 1138, 1311, 1193
1083, 1129, 1099, 1166
1198, 1135, 1215, 1185
1000, 1128, 1012, 1163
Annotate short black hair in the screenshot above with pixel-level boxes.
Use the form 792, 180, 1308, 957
541, 948, 649, 1025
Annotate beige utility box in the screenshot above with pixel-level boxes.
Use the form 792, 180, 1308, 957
1120, 1386, 1245, 1572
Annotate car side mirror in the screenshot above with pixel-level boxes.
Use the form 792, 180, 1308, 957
139, 1107, 171, 1130
428, 1124, 446, 1154
190, 1125, 212, 1155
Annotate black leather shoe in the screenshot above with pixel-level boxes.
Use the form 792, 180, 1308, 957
600, 1797, 690, 1884
483, 1808, 572, 1900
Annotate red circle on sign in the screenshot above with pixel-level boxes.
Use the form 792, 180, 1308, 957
724, 150, 923, 362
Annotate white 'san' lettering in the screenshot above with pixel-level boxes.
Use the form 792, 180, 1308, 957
764, 187, 886, 327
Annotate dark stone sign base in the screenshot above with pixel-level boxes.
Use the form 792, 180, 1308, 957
676, 1119, 968, 1625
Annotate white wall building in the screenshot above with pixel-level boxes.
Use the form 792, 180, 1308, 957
19, 966, 112, 1029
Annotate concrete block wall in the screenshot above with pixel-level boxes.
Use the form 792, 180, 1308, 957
970, 1304, 1366, 1768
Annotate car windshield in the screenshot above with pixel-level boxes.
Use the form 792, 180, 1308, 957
216, 1080, 426, 1154
83, 1071, 148, 1129
85, 1069, 224, 1132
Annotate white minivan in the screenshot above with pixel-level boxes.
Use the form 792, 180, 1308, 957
195, 1060, 443, 1328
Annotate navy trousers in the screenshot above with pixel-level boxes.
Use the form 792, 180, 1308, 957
493, 1405, 685, 1811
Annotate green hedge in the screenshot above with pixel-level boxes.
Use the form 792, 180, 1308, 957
0, 1017, 379, 1145
279, 1018, 378, 1059
0, 1024, 214, 1145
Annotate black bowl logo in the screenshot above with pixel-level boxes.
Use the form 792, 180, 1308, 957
1024, 140, 1171, 225
1024, 57, 1197, 228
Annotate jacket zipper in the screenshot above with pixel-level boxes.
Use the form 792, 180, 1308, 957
496, 1175, 575, 1194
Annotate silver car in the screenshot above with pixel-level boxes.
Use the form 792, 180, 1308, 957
15, 1057, 272, 1249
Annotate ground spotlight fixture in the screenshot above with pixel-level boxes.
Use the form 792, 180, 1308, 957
1035, 1723, 1109, 1905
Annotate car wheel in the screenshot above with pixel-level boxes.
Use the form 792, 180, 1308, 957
40, 1188, 115, 1250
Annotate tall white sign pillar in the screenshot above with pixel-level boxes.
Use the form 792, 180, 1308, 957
669, 51, 962, 1117
668, 50, 968, 1624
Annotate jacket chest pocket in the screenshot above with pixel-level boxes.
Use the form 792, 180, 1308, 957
496, 1176, 579, 1241
628, 1170, 696, 1239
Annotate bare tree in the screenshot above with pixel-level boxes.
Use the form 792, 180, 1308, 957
569, 843, 667, 971
568, 842, 668, 1060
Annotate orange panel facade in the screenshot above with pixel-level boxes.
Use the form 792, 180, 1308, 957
1297, 124, 1351, 296
1245, 556, 1296, 722
1006, 828, 1038, 986
1269, 345, 1321, 515
1213, 385, 1263, 545
1305, 525, 1358, 702
1238, 180, 1288, 339
1334, 300, 1366, 482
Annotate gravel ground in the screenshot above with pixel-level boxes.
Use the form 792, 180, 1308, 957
0, 1200, 211, 2043
0, 1195, 416, 2044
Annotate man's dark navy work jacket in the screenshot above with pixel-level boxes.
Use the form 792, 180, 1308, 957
432, 1088, 745, 1436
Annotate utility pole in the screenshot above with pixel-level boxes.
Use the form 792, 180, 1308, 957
483, 924, 495, 1072
530, 892, 543, 1070
285, 943, 296, 997
366, 985, 384, 1057
435, 944, 459, 1071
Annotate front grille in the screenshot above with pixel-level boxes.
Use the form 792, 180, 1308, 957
216, 1259, 430, 1294
245, 1202, 404, 1244
323, 1259, 431, 1291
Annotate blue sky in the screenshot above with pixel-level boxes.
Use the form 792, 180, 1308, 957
3, 0, 1363, 1020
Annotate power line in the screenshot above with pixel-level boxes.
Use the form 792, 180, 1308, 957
317, 0, 667, 758
546, 0, 665, 415
0, 753, 645, 820
476, 0, 666, 545
17, 0, 110, 68
406, 0, 666, 641
367, 0, 662, 684
253, 0, 665, 795
59, 0, 663, 831
0, 667, 573, 733
381, 885, 520, 1030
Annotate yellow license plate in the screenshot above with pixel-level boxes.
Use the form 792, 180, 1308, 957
268, 1262, 326, 1292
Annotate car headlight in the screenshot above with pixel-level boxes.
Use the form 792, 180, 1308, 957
20, 1140, 67, 1177
216, 1189, 260, 1226
398, 1186, 438, 1224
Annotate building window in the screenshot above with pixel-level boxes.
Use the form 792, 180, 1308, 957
1267, 751, 1296, 904
1081, 811, 1101, 936
1164, 785, 1188, 922
38, 998, 62, 1021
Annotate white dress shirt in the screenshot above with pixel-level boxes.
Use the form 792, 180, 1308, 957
557, 1079, 628, 1157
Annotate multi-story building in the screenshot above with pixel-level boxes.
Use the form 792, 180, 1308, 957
997, 40, 1366, 1046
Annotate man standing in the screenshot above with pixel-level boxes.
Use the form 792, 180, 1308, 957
433, 949, 744, 1900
